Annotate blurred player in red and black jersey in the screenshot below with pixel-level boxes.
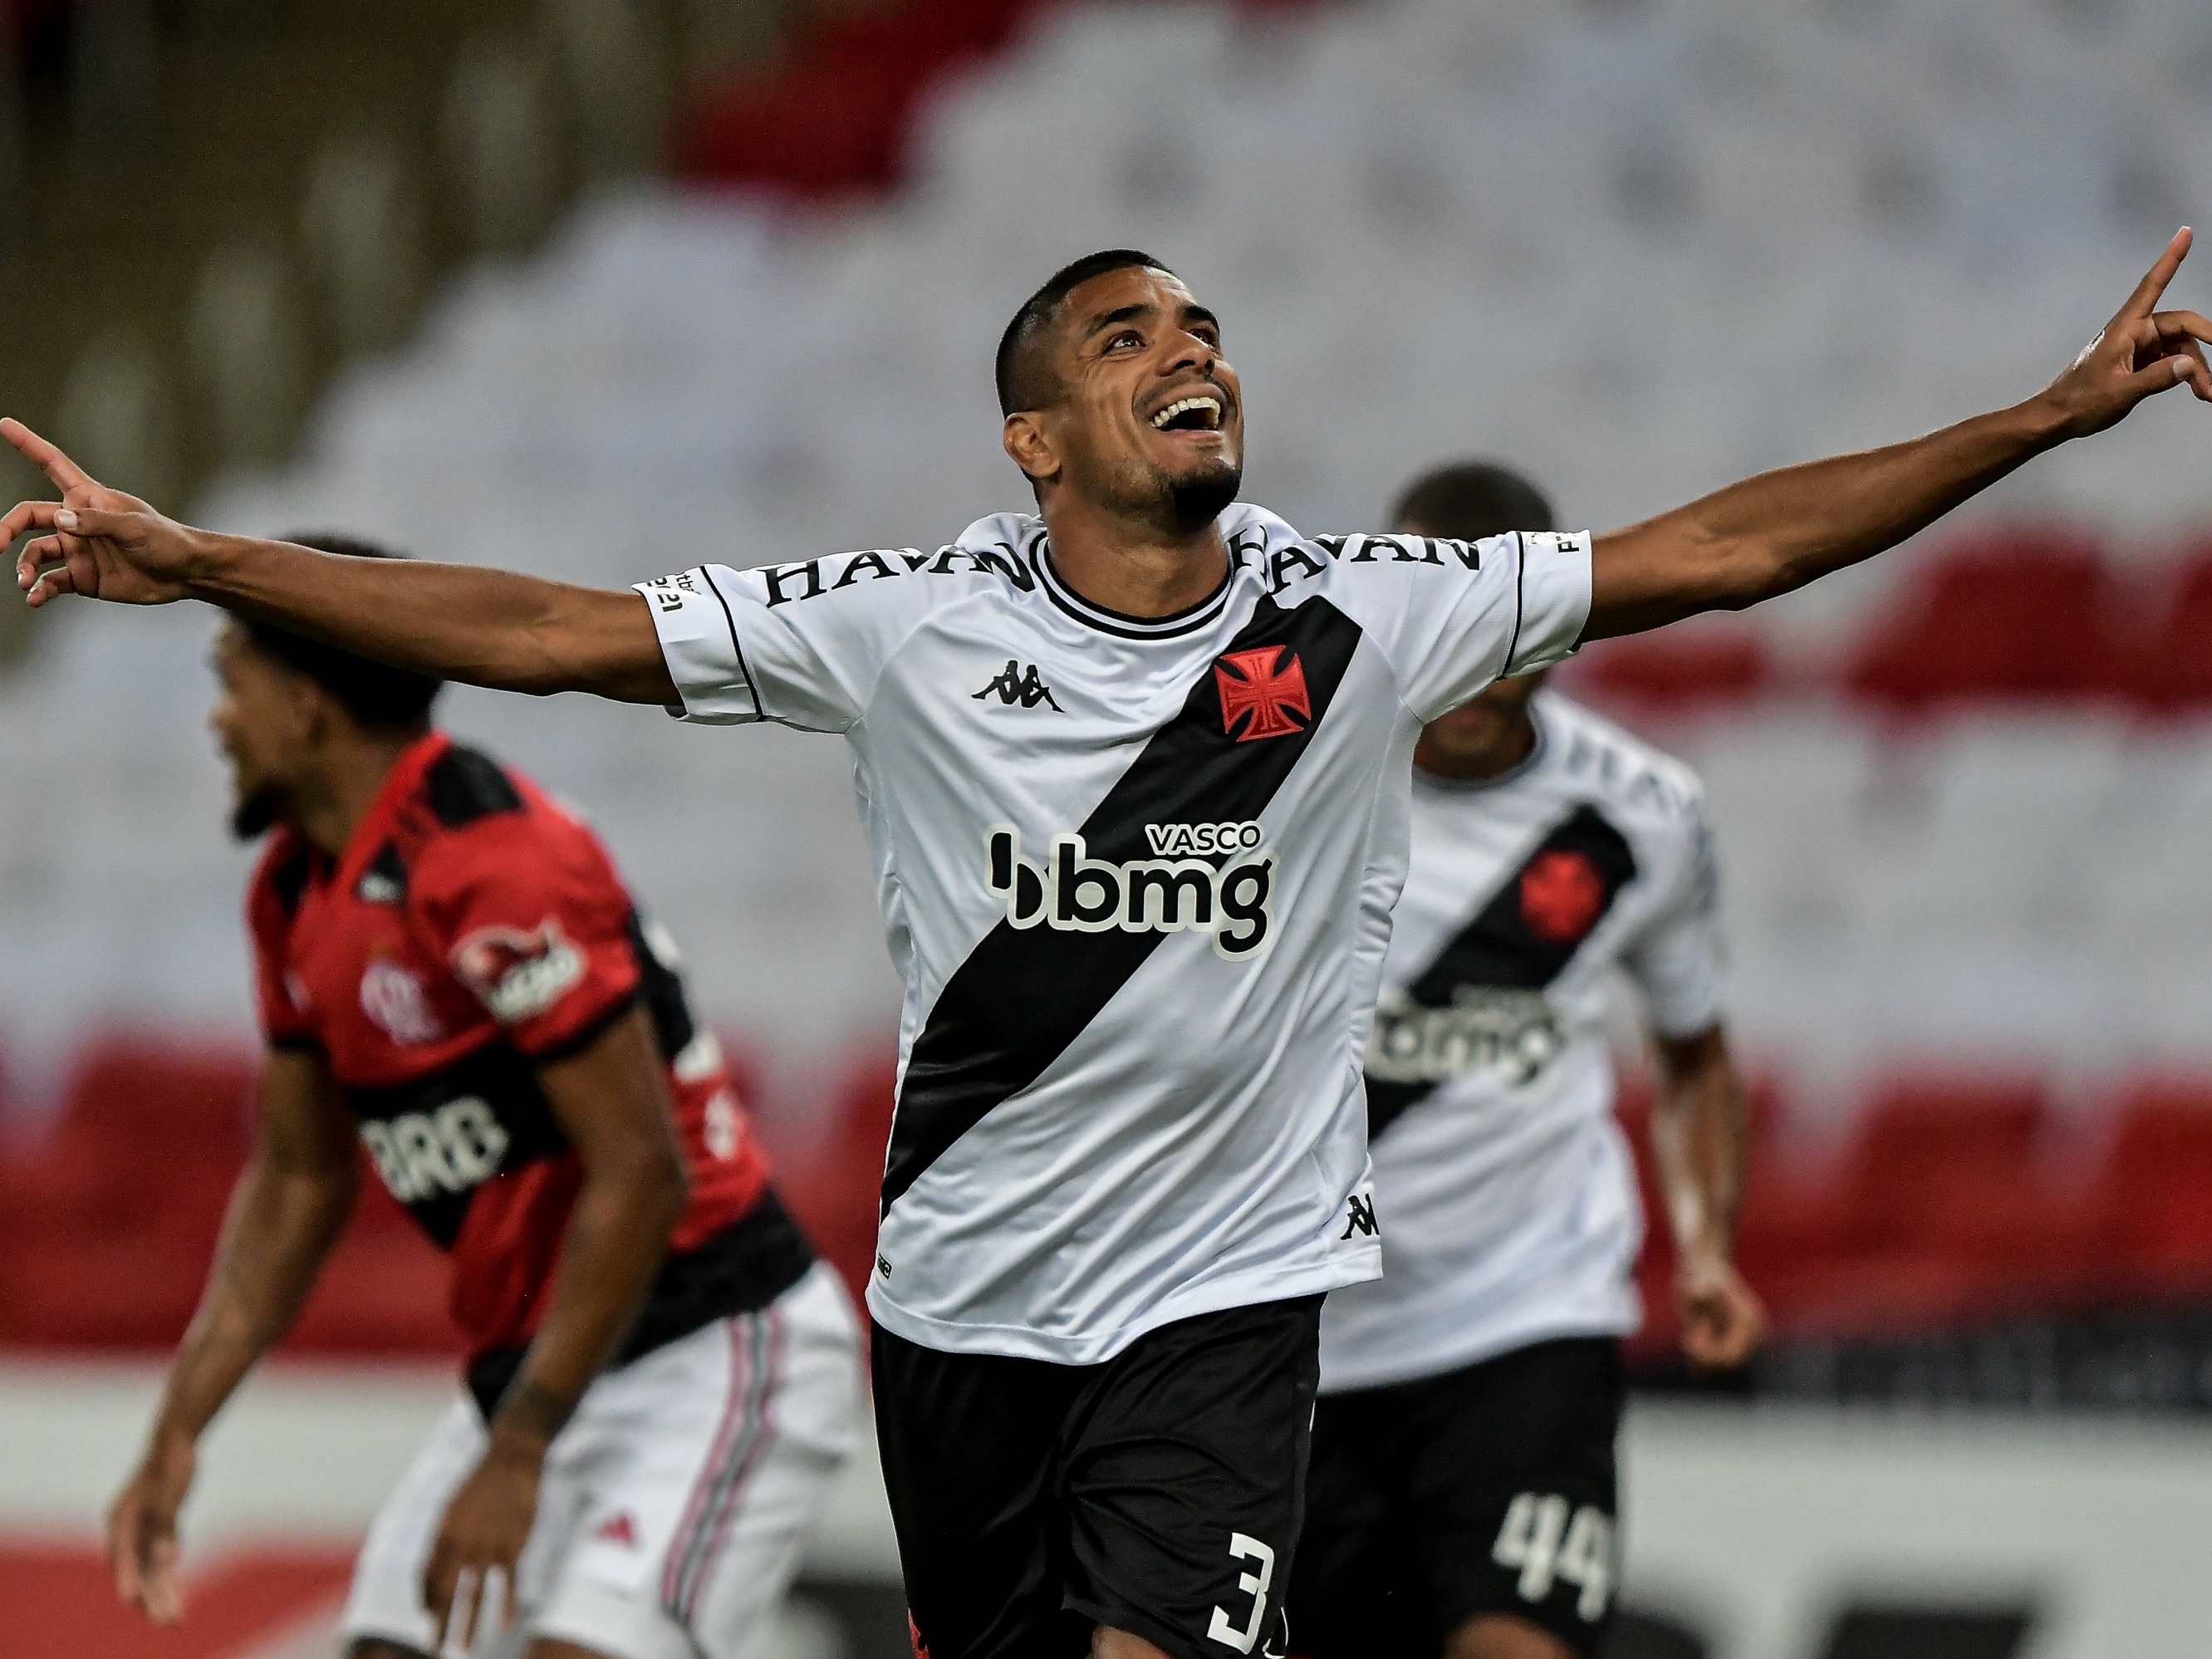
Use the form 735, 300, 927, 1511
105, 540, 864, 1659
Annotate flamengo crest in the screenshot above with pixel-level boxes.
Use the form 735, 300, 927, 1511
1215, 647, 1311, 742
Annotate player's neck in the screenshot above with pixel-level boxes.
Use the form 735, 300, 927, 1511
292, 733, 424, 857
1040, 493, 1230, 620
1413, 712, 1538, 783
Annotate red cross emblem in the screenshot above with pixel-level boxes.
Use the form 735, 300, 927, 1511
1215, 646, 1312, 742
1520, 849, 1606, 941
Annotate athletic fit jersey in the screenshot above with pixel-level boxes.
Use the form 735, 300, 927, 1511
1317, 692, 1725, 1393
248, 731, 812, 1378
637, 503, 1592, 1365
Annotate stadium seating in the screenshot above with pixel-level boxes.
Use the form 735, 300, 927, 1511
9, 0, 2212, 1356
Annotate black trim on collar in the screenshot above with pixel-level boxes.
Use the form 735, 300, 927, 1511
1030, 530, 1238, 642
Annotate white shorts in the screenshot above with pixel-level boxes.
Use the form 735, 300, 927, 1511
342, 1261, 864, 1659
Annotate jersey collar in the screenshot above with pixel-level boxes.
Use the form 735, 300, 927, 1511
1031, 526, 1240, 642
333, 729, 452, 891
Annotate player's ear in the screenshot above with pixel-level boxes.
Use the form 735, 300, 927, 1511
1003, 411, 1061, 492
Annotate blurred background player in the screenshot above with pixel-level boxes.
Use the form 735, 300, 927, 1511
1291, 465, 1765, 1659
102, 540, 862, 1659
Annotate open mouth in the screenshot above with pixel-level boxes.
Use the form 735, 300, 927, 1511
1150, 395, 1224, 434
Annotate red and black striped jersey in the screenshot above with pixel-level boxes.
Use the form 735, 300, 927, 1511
248, 730, 809, 1374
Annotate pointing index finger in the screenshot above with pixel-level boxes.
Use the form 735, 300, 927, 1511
0, 416, 94, 496
2120, 227, 2194, 321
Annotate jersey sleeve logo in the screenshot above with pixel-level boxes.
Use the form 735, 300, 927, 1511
452, 918, 587, 1025
1214, 646, 1312, 742
1518, 849, 1607, 942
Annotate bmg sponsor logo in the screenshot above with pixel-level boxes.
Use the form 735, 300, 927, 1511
985, 822, 1276, 960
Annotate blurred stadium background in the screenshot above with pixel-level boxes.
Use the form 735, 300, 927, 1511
3, 0, 2212, 1654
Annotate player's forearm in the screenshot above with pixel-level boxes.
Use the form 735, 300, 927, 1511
1647, 1029, 1748, 1261
151, 1161, 356, 1445
493, 1154, 685, 1450
181, 532, 671, 702
1587, 395, 2073, 640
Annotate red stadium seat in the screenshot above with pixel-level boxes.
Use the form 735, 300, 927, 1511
2077, 1078, 2212, 1298
1844, 528, 2131, 709
0, 1039, 255, 1348
1568, 627, 1773, 714
2126, 542, 2212, 710
772, 1047, 898, 1310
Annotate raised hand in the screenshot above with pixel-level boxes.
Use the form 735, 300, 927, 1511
2040, 227, 2212, 438
5, 417, 210, 607
1676, 1250, 1767, 1374
105, 1428, 197, 1625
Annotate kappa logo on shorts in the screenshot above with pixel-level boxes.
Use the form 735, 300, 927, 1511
1214, 647, 1311, 742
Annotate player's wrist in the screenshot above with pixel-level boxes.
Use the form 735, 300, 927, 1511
484, 1419, 554, 1469
177, 530, 252, 598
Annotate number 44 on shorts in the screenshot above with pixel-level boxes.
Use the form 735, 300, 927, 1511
1491, 1492, 1615, 1622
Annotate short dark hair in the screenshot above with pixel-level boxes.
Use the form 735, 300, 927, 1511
239, 535, 444, 732
995, 249, 1175, 416
1390, 461, 1555, 542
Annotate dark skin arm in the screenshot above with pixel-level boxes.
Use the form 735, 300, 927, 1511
422, 1004, 689, 1647
1647, 1025, 1765, 1372
107, 1048, 360, 1624
1586, 228, 2212, 639
11, 234, 2208, 672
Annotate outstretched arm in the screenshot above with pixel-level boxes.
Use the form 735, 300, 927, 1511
6, 418, 674, 704
1586, 228, 2212, 641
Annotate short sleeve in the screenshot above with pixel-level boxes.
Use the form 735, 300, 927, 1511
418, 822, 643, 1060
246, 841, 320, 1051
635, 552, 938, 734
1622, 793, 1728, 1040
1339, 530, 1592, 723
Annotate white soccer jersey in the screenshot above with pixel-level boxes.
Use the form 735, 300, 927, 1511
636, 504, 1591, 1365
1317, 691, 1724, 1394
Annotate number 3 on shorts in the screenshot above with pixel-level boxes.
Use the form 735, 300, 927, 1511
1206, 1532, 1277, 1653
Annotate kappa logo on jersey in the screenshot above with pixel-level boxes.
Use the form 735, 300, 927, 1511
972, 658, 1062, 711
984, 824, 1276, 960
1367, 986, 1564, 1088
1214, 646, 1311, 742
452, 918, 586, 1025
359, 959, 444, 1046
360, 1096, 511, 1203
1520, 849, 1607, 942
1340, 1186, 1380, 1240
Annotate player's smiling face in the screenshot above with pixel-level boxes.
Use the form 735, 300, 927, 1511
209, 623, 312, 839
1023, 265, 1244, 530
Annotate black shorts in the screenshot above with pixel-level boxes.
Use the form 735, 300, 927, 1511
1290, 1336, 1625, 1659
873, 1295, 1322, 1659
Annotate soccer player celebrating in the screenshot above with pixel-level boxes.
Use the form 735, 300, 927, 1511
14, 234, 2210, 1659
100, 550, 864, 1659
1288, 462, 1763, 1659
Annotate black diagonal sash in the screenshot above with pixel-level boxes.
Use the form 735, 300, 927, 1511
1366, 803, 1636, 1141
880, 596, 1365, 1214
